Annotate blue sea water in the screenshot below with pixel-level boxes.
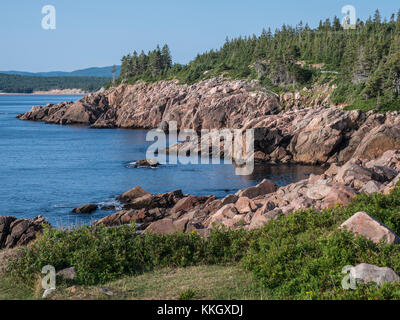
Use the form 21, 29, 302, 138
0, 95, 324, 227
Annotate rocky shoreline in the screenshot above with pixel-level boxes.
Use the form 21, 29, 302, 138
6, 78, 400, 247
90, 149, 400, 235
17, 78, 400, 165
3, 149, 400, 247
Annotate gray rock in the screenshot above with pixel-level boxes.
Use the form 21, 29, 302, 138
350, 263, 400, 287
306, 184, 331, 200
57, 267, 76, 280
360, 181, 382, 194
221, 194, 239, 206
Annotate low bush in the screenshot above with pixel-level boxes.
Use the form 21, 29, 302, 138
8, 187, 400, 299
242, 187, 400, 299
9, 224, 254, 286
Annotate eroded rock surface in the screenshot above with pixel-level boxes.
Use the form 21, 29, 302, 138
18, 79, 400, 165
0, 216, 48, 249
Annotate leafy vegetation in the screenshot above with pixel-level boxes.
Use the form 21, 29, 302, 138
178, 288, 197, 300
117, 9, 400, 111
5, 185, 400, 300
0, 265, 265, 300
9, 224, 252, 286
0, 73, 109, 93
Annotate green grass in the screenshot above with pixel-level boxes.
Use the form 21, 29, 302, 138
0, 276, 37, 300
341, 97, 400, 113
8, 223, 254, 286
44, 265, 267, 300
4, 186, 400, 300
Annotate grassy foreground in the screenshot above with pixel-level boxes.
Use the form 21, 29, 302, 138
0, 265, 265, 300
3, 186, 400, 300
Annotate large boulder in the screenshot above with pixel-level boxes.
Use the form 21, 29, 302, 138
236, 179, 277, 199
350, 263, 400, 287
360, 181, 382, 194
340, 212, 400, 244
248, 206, 282, 230
290, 127, 343, 164
117, 186, 150, 203
334, 161, 385, 187
235, 197, 257, 214
353, 125, 400, 161
72, 204, 98, 214
221, 194, 239, 206
145, 218, 178, 234
288, 109, 361, 164
123, 190, 184, 210
94, 208, 166, 227
170, 196, 200, 215
204, 204, 239, 227
306, 183, 332, 200
321, 184, 356, 209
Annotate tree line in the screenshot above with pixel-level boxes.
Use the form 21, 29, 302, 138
117, 9, 400, 111
0, 74, 109, 93
119, 45, 173, 82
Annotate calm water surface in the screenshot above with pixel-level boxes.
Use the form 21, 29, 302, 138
0, 95, 324, 227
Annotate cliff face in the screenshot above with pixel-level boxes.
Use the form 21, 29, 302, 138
18, 78, 281, 130
17, 78, 400, 165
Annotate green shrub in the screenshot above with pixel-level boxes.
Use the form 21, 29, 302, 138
9, 186, 400, 299
8, 224, 253, 286
178, 289, 197, 300
242, 188, 400, 299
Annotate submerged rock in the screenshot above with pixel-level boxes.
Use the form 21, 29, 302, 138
72, 204, 98, 214
131, 158, 159, 168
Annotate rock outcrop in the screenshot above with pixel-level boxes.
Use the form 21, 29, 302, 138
15, 78, 400, 235
0, 216, 48, 249
18, 78, 400, 165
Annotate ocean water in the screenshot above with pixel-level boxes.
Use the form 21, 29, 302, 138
0, 95, 324, 227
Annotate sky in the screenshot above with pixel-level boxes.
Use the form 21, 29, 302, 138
0, 0, 399, 72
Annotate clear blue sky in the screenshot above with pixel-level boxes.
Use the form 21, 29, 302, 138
0, 0, 398, 72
